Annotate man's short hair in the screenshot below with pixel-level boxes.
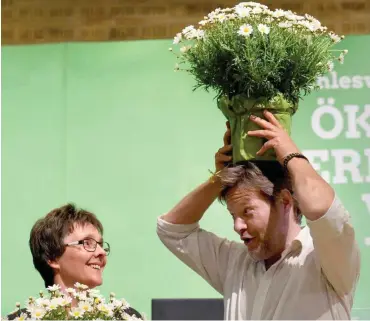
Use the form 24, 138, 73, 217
29, 204, 103, 287
218, 161, 302, 223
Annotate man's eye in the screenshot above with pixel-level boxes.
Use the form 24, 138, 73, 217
243, 210, 252, 217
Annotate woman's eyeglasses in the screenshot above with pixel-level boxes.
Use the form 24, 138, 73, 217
65, 238, 110, 256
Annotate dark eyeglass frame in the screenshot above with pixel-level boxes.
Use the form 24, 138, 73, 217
65, 237, 110, 256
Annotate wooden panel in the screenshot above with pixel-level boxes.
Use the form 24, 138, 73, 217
2, 0, 370, 45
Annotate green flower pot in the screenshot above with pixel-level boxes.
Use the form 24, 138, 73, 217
217, 94, 297, 163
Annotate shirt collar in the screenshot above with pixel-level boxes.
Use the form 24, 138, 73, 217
282, 226, 311, 258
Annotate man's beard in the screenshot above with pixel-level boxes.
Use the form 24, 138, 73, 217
248, 240, 269, 262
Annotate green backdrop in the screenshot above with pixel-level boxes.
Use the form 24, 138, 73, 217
2, 35, 369, 319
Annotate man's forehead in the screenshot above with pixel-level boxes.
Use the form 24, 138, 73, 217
226, 186, 259, 201
226, 187, 259, 209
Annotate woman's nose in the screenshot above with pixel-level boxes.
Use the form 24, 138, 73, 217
95, 243, 107, 257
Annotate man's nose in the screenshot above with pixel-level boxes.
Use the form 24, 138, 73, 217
234, 216, 247, 233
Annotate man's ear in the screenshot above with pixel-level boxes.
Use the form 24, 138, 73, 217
279, 189, 294, 212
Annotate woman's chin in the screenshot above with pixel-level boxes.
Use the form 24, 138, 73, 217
89, 278, 103, 287
80, 276, 103, 289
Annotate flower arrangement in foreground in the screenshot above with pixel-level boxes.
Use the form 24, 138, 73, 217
4, 283, 144, 320
170, 2, 347, 162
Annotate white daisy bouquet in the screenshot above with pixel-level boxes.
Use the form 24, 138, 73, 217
170, 1, 347, 163
4, 283, 144, 320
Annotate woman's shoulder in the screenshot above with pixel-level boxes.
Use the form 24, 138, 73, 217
6, 308, 29, 320
124, 306, 143, 319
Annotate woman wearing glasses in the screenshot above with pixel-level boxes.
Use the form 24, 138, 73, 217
29, 203, 111, 291
9, 203, 142, 319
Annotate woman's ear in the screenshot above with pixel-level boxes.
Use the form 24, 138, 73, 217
47, 258, 60, 271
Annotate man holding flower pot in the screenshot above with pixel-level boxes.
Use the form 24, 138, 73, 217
157, 110, 360, 320
159, 2, 359, 319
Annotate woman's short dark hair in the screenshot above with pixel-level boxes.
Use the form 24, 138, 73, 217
29, 204, 103, 288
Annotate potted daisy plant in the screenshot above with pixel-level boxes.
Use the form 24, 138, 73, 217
170, 1, 347, 163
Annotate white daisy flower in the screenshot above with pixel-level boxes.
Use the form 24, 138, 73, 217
278, 21, 293, 28
182, 25, 195, 34
285, 11, 298, 21
265, 16, 274, 23
258, 24, 270, 34
97, 303, 114, 317
208, 8, 221, 20
329, 32, 341, 43
184, 28, 197, 40
252, 6, 263, 14
222, 7, 233, 13
305, 14, 315, 21
272, 9, 285, 18
235, 5, 251, 17
29, 307, 46, 320
78, 301, 93, 312
297, 20, 315, 31
47, 284, 60, 292
264, 9, 274, 16
216, 13, 227, 22
173, 33, 182, 44
111, 298, 124, 308
66, 288, 76, 295
75, 292, 88, 301
338, 53, 345, 64
74, 282, 89, 290
59, 296, 72, 306
120, 298, 130, 309
238, 2, 268, 9
304, 14, 321, 26
199, 20, 208, 26
47, 298, 60, 311
69, 307, 85, 319
327, 60, 334, 71
35, 298, 50, 308
207, 12, 216, 20
180, 46, 190, 53
237, 24, 253, 37
310, 19, 322, 31
196, 29, 205, 39
87, 289, 101, 298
